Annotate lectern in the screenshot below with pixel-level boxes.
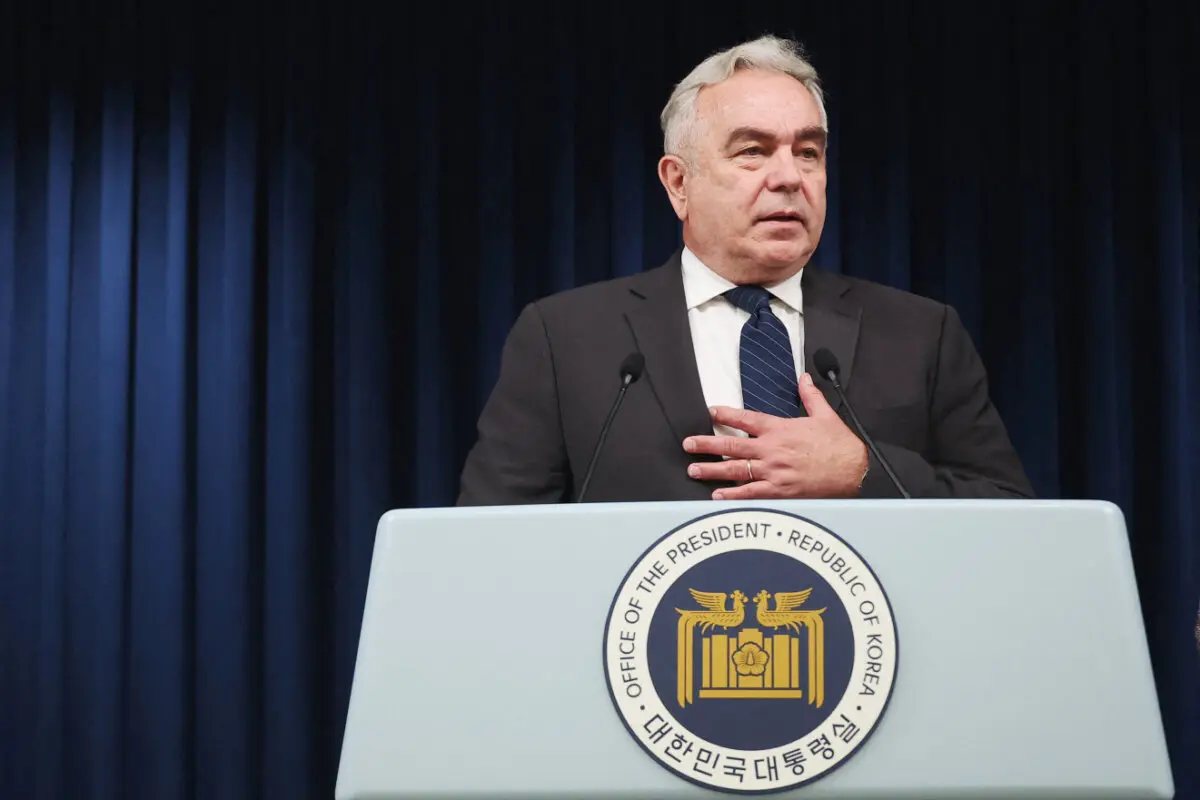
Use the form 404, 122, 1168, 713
335, 499, 1174, 799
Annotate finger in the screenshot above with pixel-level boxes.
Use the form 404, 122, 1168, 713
683, 434, 759, 459
707, 405, 780, 436
712, 481, 779, 501
687, 458, 760, 484
798, 372, 834, 418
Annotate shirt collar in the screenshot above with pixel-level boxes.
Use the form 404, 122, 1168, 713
680, 246, 804, 313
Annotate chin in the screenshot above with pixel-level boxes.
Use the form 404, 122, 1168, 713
754, 240, 811, 268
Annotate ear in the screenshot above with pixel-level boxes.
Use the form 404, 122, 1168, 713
657, 155, 688, 221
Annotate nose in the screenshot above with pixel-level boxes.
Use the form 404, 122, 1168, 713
765, 150, 802, 192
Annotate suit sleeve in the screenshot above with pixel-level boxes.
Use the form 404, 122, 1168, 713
456, 302, 571, 505
859, 304, 1035, 499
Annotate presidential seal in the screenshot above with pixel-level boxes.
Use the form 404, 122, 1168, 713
602, 508, 898, 794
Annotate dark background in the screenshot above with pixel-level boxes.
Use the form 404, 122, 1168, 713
1, 0, 1197, 798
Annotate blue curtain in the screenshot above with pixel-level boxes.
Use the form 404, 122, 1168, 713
1, 1, 1196, 798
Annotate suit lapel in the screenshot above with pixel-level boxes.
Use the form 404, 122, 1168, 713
801, 267, 861, 415
622, 253, 716, 446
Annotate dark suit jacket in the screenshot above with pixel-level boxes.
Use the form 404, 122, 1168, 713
457, 250, 1034, 504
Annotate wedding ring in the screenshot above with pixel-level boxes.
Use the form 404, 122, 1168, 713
746, 459, 755, 481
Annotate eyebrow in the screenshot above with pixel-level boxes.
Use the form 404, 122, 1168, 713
725, 126, 828, 150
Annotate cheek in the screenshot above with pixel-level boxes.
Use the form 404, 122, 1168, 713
802, 175, 827, 207
737, 177, 768, 208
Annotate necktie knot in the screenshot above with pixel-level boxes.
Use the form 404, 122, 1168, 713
724, 285, 773, 315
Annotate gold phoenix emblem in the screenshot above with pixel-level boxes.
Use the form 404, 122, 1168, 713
675, 588, 826, 709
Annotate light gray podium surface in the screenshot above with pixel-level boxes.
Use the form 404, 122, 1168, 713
335, 499, 1174, 799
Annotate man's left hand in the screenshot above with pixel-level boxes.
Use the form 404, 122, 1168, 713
683, 373, 869, 500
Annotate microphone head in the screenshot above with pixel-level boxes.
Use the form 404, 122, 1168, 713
812, 348, 840, 381
619, 352, 645, 384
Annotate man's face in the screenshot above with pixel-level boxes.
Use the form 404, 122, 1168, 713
662, 69, 828, 284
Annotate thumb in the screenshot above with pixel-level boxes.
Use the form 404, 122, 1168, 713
798, 372, 832, 417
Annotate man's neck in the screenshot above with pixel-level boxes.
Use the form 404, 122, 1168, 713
681, 245, 805, 287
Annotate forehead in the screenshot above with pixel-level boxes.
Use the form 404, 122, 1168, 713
695, 69, 822, 138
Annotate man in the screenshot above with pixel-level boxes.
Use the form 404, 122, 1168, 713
457, 35, 1033, 505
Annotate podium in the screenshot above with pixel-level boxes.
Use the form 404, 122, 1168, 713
335, 499, 1175, 799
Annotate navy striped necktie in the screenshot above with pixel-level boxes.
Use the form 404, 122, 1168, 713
723, 286, 803, 418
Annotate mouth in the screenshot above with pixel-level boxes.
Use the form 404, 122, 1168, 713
758, 210, 805, 225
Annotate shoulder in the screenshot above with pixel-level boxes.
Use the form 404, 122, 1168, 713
531, 271, 649, 315
521, 255, 683, 324
812, 267, 947, 314
806, 266, 958, 335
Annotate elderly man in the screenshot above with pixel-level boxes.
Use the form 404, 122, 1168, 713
457, 35, 1033, 504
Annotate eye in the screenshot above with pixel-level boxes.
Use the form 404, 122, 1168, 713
800, 147, 821, 160
739, 146, 765, 156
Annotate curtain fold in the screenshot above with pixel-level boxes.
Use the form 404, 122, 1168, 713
1, 1, 1197, 798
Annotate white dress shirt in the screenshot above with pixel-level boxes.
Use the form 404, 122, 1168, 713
681, 247, 805, 438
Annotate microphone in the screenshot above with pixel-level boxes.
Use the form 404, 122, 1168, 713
576, 352, 645, 502
812, 348, 911, 499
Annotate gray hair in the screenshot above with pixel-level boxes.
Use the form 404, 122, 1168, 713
660, 35, 828, 159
